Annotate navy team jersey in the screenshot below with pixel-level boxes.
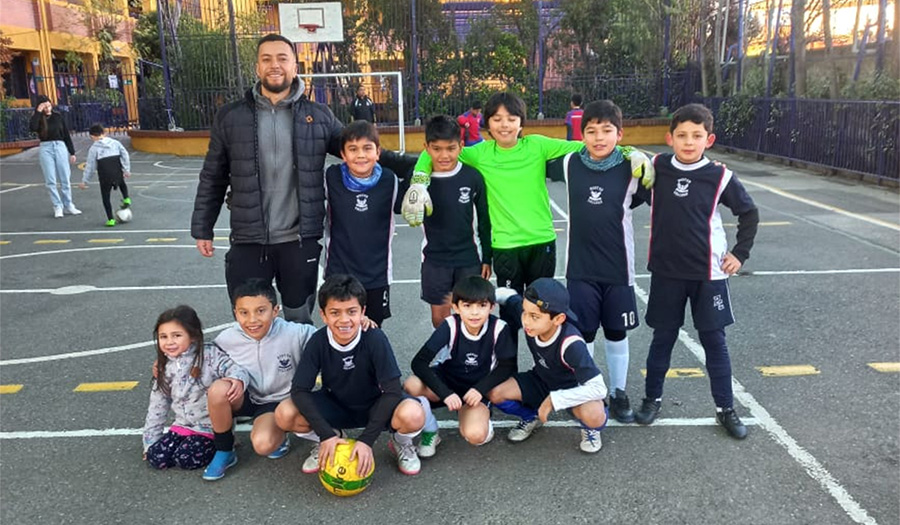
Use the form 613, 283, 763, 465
422, 163, 492, 267
427, 314, 515, 385
640, 154, 757, 281
526, 322, 601, 390
293, 327, 402, 412
324, 164, 398, 289
563, 152, 644, 285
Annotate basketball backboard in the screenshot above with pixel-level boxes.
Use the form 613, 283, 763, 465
278, 2, 344, 43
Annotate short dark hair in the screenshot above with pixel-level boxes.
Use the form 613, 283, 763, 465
471, 100, 482, 110
670, 103, 714, 134
582, 100, 623, 132
232, 278, 277, 307
484, 92, 526, 123
571, 94, 583, 107
425, 115, 461, 143
451, 276, 496, 305
89, 124, 105, 137
257, 33, 295, 53
318, 274, 367, 310
341, 120, 380, 149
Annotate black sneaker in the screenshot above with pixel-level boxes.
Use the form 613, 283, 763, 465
716, 408, 748, 440
634, 398, 661, 425
608, 389, 636, 423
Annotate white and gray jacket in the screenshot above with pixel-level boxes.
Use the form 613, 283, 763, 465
142, 343, 249, 452
82, 136, 131, 184
214, 317, 316, 405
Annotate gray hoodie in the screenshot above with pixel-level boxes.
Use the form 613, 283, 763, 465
82, 136, 131, 184
214, 316, 316, 404
254, 80, 304, 244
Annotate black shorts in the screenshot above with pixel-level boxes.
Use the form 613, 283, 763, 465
645, 274, 735, 331
567, 279, 640, 342
430, 367, 489, 406
492, 240, 557, 294
224, 239, 321, 310
365, 286, 391, 325
513, 370, 554, 410
420, 260, 482, 305
308, 390, 406, 430
234, 391, 280, 419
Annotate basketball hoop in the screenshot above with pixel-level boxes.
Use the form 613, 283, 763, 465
299, 24, 320, 34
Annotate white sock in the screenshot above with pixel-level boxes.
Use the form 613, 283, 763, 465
586, 341, 596, 359
476, 420, 494, 446
394, 428, 421, 446
294, 431, 320, 443
605, 337, 630, 395
417, 396, 439, 433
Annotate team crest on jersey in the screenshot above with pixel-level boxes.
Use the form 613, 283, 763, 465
588, 186, 604, 205
674, 178, 691, 197
342, 355, 356, 370
712, 294, 725, 311
458, 186, 471, 204
277, 354, 293, 372
538, 356, 549, 369
355, 194, 369, 212
464, 353, 479, 367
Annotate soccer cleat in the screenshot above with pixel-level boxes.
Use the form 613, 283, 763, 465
507, 418, 542, 443
202, 450, 237, 481
104, 219, 116, 227
267, 435, 291, 459
579, 428, 603, 453
53, 207, 64, 218
388, 435, 421, 475
716, 408, 748, 440
608, 389, 636, 423
64, 205, 82, 215
301, 443, 320, 474
121, 197, 132, 208
634, 398, 662, 425
416, 430, 441, 458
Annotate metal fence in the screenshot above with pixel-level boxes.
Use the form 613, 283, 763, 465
704, 97, 900, 182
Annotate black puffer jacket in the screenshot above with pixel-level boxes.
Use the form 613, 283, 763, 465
191, 84, 343, 244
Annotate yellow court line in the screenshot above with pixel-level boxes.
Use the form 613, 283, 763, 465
868, 362, 900, 373
87, 239, 124, 244
213, 236, 229, 241
146, 238, 178, 242
642, 221, 790, 229
0, 384, 24, 394
74, 381, 139, 392
0, 240, 10, 245
34, 239, 71, 244
640, 368, 706, 378
756, 365, 820, 377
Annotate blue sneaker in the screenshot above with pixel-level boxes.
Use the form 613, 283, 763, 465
267, 435, 291, 459
202, 450, 237, 481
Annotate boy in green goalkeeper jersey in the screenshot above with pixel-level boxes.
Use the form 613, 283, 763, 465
402, 92, 654, 293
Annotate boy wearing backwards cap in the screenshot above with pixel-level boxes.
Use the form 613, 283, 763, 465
491, 278, 608, 453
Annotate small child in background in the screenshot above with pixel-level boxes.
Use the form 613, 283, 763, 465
457, 101, 484, 146
404, 276, 516, 456
565, 94, 584, 141
419, 115, 492, 328
143, 305, 249, 470
79, 124, 132, 227
492, 278, 608, 453
323, 120, 410, 325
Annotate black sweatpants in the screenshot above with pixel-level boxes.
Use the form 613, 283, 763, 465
99, 174, 129, 220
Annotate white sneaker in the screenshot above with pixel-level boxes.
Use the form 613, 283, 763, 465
416, 430, 441, 458
53, 207, 64, 218
507, 418, 542, 442
580, 428, 603, 453
388, 435, 421, 475
65, 205, 82, 215
301, 443, 319, 474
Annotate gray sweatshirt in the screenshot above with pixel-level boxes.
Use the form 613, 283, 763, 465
254, 81, 304, 244
214, 317, 316, 404
82, 136, 131, 184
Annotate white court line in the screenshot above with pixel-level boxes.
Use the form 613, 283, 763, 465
2, 268, 897, 295
153, 161, 203, 170
0, 322, 233, 366
0, 244, 224, 260
0, 417, 762, 440
0, 228, 228, 235
550, 196, 877, 525
0, 185, 35, 194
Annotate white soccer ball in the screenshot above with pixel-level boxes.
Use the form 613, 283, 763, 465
115, 208, 133, 223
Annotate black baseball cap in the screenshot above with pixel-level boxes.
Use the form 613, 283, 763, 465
524, 278, 578, 322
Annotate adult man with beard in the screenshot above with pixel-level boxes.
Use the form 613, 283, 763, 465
192, 34, 415, 324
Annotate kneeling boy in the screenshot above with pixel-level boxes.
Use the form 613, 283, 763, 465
492, 278, 608, 453
404, 276, 516, 456
276, 274, 426, 477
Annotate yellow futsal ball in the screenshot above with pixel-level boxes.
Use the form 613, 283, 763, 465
318, 439, 374, 497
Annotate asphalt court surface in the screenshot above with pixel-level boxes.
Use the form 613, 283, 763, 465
0, 136, 898, 524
